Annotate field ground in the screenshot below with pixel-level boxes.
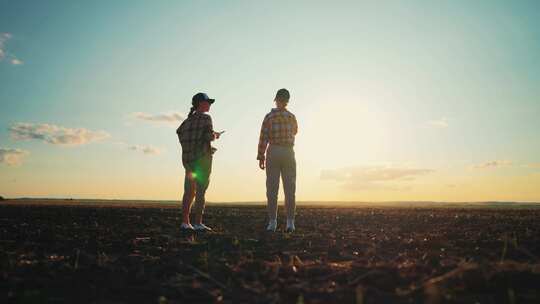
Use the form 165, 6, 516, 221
1, 200, 539, 303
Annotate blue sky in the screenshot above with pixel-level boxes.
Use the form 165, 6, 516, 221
1, 0, 540, 201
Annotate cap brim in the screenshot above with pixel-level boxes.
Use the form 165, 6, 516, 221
208, 99, 215, 104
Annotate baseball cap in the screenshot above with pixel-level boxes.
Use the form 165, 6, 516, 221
275, 88, 290, 100
192, 92, 215, 106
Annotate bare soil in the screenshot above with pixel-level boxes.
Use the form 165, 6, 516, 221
1, 202, 539, 303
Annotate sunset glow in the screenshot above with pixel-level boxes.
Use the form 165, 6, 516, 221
1, 1, 539, 202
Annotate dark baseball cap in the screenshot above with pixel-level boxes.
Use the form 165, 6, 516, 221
275, 88, 290, 100
192, 92, 215, 106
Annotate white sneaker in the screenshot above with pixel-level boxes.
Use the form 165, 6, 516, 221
266, 220, 277, 232
193, 223, 212, 231
286, 219, 295, 233
180, 223, 194, 231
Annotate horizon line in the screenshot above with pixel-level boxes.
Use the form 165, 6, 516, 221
2, 197, 539, 205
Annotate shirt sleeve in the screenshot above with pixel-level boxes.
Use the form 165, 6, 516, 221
292, 114, 298, 135
202, 115, 215, 142
176, 123, 184, 143
257, 115, 270, 160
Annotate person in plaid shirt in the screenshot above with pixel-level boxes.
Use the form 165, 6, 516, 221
176, 92, 221, 232
257, 88, 298, 232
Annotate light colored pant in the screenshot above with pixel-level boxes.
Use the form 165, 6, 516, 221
183, 155, 212, 217
266, 145, 296, 221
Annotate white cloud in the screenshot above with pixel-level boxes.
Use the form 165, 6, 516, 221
130, 111, 185, 126
0, 32, 22, 65
0, 148, 29, 166
128, 145, 162, 155
10, 58, 23, 65
427, 118, 448, 128
0, 33, 10, 61
9, 123, 110, 146
473, 160, 512, 169
321, 165, 433, 190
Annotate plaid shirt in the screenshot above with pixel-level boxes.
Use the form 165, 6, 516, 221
176, 113, 215, 165
257, 108, 298, 160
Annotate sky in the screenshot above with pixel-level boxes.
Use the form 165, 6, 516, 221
1, 0, 540, 202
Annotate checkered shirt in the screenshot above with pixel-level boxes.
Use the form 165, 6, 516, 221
176, 113, 215, 165
257, 108, 298, 161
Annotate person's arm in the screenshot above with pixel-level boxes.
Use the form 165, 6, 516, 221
257, 115, 270, 164
292, 114, 298, 135
202, 115, 216, 142
176, 123, 184, 143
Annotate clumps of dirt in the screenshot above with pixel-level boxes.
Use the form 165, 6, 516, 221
0, 204, 539, 303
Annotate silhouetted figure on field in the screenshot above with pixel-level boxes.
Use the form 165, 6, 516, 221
257, 88, 298, 232
176, 93, 221, 231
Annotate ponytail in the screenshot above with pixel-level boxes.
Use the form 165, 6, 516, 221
187, 106, 196, 118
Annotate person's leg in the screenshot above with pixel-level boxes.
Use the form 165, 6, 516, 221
282, 148, 297, 230
182, 168, 196, 225
266, 146, 281, 225
192, 155, 212, 225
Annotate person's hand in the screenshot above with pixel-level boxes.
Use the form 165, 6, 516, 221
214, 131, 225, 139
259, 159, 265, 170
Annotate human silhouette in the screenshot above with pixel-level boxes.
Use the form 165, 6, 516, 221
176, 93, 221, 231
257, 88, 298, 232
